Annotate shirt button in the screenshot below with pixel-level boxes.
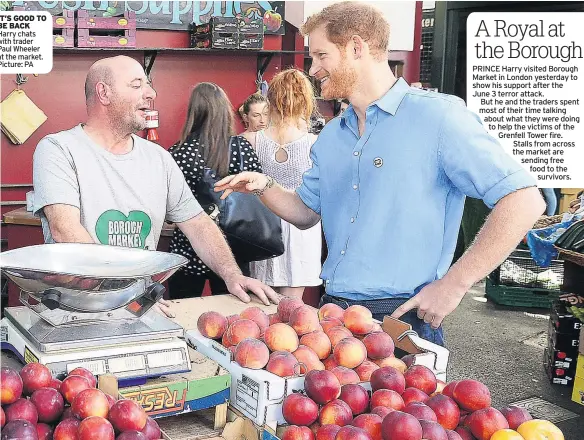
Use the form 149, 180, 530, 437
353, 151, 359, 156
350, 217, 355, 223
353, 184, 358, 190
340, 250, 345, 255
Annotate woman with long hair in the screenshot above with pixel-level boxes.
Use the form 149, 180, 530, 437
243, 69, 323, 299
168, 82, 262, 299
239, 93, 269, 136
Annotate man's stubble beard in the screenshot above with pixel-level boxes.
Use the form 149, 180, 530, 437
108, 99, 146, 135
322, 59, 358, 101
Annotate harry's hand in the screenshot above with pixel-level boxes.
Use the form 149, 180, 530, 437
390, 278, 466, 329
224, 273, 280, 306
214, 172, 270, 200
152, 298, 176, 319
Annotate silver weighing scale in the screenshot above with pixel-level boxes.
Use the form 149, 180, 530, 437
1, 243, 191, 385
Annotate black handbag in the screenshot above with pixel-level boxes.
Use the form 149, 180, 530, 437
194, 136, 285, 263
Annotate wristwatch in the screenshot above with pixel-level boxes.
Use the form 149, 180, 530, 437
253, 176, 275, 197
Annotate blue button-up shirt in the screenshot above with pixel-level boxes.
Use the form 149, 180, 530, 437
296, 78, 536, 301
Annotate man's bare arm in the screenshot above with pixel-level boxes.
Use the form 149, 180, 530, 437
43, 204, 94, 243
393, 186, 546, 327
214, 172, 320, 230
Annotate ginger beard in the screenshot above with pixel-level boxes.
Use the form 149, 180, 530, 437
319, 52, 358, 100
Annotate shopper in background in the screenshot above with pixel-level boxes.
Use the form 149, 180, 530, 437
32, 56, 279, 310
168, 82, 264, 299
242, 69, 323, 299
239, 93, 268, 137
215, 2, 545, 345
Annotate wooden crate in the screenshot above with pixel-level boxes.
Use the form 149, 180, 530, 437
76, 10, 136, 30
54, 28, 74, 48
77, 28, 136, 48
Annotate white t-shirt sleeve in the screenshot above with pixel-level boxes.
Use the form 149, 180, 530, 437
164, 152, 203, 223
32, 136, 81, 216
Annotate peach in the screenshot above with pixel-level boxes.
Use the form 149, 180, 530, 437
49, 378, 62, 391
404, 365, 437, 395
318, 399, 353, 427
331, 366, 360, 385
355, 360, 379, 381
5, 398, 38, 425
108, 400, 147, 432
293, 345, 324, 373
420, 420, 448, 440
339, 384, 369, 415
499, 405, 532, 430
226, 319, 261, 346
353, 413, 383, 440
401, 354, 416, 368
227, 314, 240, 325
71, 388, 109, 419
452, 380, 491, 412
454, 427, 475, 440
343, 305, 374, 335
117, 432, 148, 440
222, 332, 232, 348
37, 422, 53, 440
68, 367, 97, 389
234, 338, 270, 369
282, 425, 315, 440
105, 393, 116, 410
363, 332, 395, 359
197, 311, 228, 339
316, 424, 341, 440
300, 331, 332, 360
140, 417, 161, 440
325, 326, 353, 348
371, 389, 405, 411
282, 393, 319, 426
371, 323, 383, 332
264, 323, 299, 352
426, 394, 460, 430
1, 367, 24, 404
370, 366, 406, 394
333, 337, 366, 369
304, 370, 341, 405
442, 381, 459, 399
446, 430, 464, 440
278, 297, 304, 322
336, 425, 373, 440
20, 362, 52, 396
432, 380, 447, 396
60, 375, 91, 404
318, 303, 345, 322
77, 416, 114, 440
309, 422, 320, 437
516, 419, 564, 440
1, 420, 38, 440
489, 429, 525, 440
323, 355, 339, 370
402, 388, 429, 406
464, 408, 508, 440
320, 318, 343, 333
54, 417, 80, 440
373, 357, 407, 373
269, 313, 282, 325
31, 387, 65, 423
266, 351, 300, 377
381, 410, 423, 440
371, 406, 394, 420
290, 306, 320, 336
404, 402, 438, 422
240, 307, 270, 334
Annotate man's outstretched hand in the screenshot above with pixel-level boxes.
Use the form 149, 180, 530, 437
214, 172, 269, 200
390, 278, 466, 329
224, 273, 280, 306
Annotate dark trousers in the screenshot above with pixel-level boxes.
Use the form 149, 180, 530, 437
168, 263, 250, 300
319, 294, 445, 346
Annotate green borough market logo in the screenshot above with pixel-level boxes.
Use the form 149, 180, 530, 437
96, 210, 152, 249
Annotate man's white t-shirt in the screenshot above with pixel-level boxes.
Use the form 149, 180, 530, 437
32, 125, 203, 250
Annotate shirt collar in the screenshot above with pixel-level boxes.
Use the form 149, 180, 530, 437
340, 77, 410, 126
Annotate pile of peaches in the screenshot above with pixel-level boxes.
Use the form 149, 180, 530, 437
196, 298, 564, 440
1, 362, 161, 440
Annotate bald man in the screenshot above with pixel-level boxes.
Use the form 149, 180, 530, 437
32, 56, 279, 309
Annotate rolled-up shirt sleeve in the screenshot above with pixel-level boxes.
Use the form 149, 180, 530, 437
296, 140, 322, 214
438, 100, 537, 208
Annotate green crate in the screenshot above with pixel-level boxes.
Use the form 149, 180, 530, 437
485, 278, 563, 308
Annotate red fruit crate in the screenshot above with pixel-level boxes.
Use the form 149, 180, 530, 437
53, 10, 75, 29
54, 28, 74, 48
76, 10, 136, 30
77, 29, 136, 48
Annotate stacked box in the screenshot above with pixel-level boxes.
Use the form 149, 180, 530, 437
54, 28, 74, 48
190, 16, 264, 50
545, 301, 581, 386
77, 10, 136, 30
13, 7, 75, 47
75, 10, 137, 48
572, 353, 584, 406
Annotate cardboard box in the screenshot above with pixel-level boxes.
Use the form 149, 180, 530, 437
191, 33, 238, 50
239, 34, 264, 50
119, 348, 231, 419
77, 29, 136, 48
54, 28, 74, 48
238, 18, 264, 33
551, 301, 582, 335
547, 318, 579, 354
571, 375, 584, 406
191, 17, 239, 35
576, 353, 584, 378
77, 10, 137, 30
546, 346, 577, 368
180, 296, 449, 427
580, 327, 584, 355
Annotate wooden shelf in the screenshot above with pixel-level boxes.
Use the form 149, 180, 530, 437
54, 47, 306, 55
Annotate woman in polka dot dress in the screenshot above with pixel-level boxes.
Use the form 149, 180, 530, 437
168, 82, 262, 299
243, 69, 323, 299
